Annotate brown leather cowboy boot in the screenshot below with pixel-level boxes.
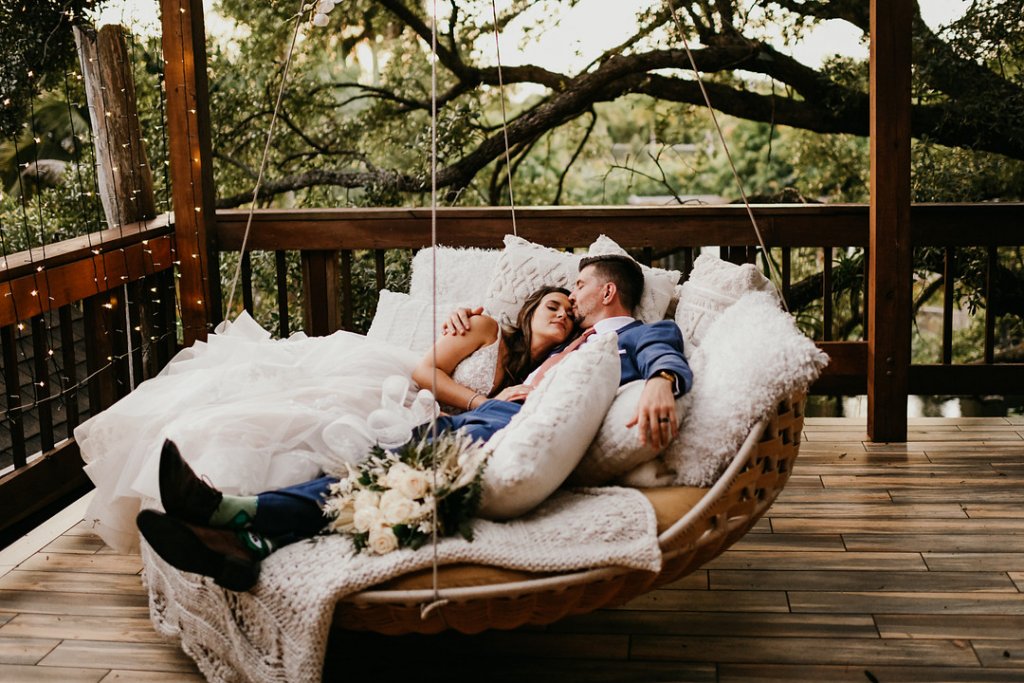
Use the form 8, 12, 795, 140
158, 439, 224, 526
136, 509, 265, 591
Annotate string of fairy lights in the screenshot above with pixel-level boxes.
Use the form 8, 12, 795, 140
0, 8, 182, 461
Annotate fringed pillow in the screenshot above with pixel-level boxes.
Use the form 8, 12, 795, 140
675, 253, 779, 350
588, 235, 681, 323
479, 332, 620, 519
483, 235, 580, 330
663, 291, 828, 486
567, 379, 692, 486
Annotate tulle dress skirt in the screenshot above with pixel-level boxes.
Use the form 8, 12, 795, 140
76, 312, 421, 553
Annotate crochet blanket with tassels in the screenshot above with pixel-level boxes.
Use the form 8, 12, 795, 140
141, 486, 662, 683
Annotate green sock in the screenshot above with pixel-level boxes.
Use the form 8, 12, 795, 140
209, 495, 258, 529
236, 529, 275, 559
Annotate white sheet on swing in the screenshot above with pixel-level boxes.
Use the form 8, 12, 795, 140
75, 312, 420, 554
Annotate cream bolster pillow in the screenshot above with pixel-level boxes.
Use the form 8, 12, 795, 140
409, 245, 502, 303
663, 291, 829, 487
567, 379, 692, 487
478, 332, 621, 519
366, 289, 473, 355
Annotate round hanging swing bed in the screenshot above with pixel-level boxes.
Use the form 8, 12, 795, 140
334, 390, 804, 635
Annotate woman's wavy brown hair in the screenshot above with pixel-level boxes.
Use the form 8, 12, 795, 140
498, 286, 574, 391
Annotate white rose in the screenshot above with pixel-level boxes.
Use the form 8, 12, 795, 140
312, 12, 329, 27
353, 505, 383, 532
353, 489, 380, 512
395, 469, 431, 500
385, 462, 413, 488
327, 500, 356, 533
379, 488, 417, 524
367, 526, 399, 554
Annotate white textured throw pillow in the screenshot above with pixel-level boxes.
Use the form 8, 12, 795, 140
664, 292, 828, 487
675, 253, 779, 349
409, 245, 502, 303
366, 290, 469, 355
483, 235, 580, 329
587, 235, 681, 323
478, 332, 621, 519
567, 379, 692, 486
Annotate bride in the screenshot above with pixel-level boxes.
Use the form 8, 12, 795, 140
77, 286, 576, 552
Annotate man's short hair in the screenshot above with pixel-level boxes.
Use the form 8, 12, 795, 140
578, 253, 645, 312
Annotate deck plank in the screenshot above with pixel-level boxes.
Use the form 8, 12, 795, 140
875, 614, 1024, 639
37, 640, 198, 674
629, 634, 981, 666
0, 415, 1022, 681
0, 663, 106, 682
719, 664, 1022, 682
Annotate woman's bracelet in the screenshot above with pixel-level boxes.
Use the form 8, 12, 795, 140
466, 393, 485, 411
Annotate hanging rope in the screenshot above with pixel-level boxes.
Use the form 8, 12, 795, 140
420, 0, 449, 623
663, 0, 788, 311
223, 0, 308, 321
489, 0, 517, 236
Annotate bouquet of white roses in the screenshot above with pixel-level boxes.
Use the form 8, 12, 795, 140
321, 430, 488, 555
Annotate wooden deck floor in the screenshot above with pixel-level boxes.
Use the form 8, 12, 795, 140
0, 416, 1022, 682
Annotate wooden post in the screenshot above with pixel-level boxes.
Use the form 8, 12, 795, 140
160, 0, 222, 345
76, 24, 158, 391
868, 0, 912, 442
74, 25, 157, 229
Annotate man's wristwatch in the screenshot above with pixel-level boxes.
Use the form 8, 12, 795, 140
653, 370, 676, 383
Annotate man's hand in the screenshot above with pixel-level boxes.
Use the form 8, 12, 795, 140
493, 384, 534, 403
626, 375, 678, 451
442, 306, 484, 336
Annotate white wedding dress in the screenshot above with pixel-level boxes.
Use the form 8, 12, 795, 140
76, 312, 455, 553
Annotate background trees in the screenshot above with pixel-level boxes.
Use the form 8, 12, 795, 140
1, 0, 1022, 386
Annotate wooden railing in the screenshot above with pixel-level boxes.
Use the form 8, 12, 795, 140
1, 202, 1022, 533
0, 215, 177, 530
215, 202, 1024, 398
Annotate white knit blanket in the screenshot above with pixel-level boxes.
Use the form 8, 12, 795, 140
142, 486, 661, 683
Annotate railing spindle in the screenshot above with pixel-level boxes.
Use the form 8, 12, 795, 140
127, 282, 145, 388
275, 250, 289, 338
822, 247, 833, 341
781, 247, 791, 305
375, 249, 386, 292
58, 305, 80, 437
1, 324, 26, 468
241, 250, 254, 314
341, 249, 353, 332
942, 247, 955, 364
30, 316, 54, 452
82, 292, 118, 413
984, 246, 997, 364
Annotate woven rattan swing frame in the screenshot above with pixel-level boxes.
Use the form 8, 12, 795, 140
333, 390, 805, 635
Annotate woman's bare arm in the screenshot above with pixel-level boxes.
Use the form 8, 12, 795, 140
412, 315, 500, 410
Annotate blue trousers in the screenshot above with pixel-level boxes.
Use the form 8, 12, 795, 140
253, 400, 522, 544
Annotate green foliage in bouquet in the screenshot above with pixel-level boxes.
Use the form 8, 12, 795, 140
322, 430, 487, 555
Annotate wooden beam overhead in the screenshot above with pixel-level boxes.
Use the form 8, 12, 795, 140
867, 0, 913, 442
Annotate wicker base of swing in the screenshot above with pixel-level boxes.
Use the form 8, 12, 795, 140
332, 391, 806, 635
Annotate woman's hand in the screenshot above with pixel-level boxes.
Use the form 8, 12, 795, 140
493, 384, 534, 403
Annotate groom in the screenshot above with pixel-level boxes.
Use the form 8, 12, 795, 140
137, 253, 692, 591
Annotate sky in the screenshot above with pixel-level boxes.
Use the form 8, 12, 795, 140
97, 1, 973, 71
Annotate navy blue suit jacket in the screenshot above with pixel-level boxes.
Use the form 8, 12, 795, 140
436, 319, 692, 443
